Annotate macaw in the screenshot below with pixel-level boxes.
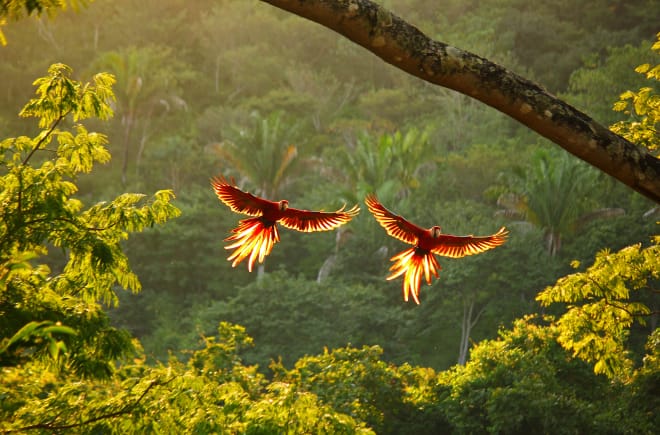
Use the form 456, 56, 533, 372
365, 194, 508, 304
212, 176, 359, 271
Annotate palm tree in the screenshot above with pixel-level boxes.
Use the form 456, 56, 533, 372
92, 46, 191, 185
334, 127, 434, 203
210, 111, 302, 198
209, 111, 305, 277
498, 149, 623, 256
313, 128, 434, 281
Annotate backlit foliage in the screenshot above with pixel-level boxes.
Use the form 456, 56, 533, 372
537, 238, 659, 378
610, 32, 660, 155
1, 323, 374, 433
0, 64, 180, 377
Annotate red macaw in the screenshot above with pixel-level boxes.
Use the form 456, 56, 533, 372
212, 176, 360, 272
365, 194, 508, 304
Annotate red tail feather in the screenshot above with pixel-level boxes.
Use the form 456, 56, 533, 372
225, 218, 279, 272
386, 248, 441, 304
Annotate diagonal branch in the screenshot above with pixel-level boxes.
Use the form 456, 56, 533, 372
258, 0, 660, 203
12, 377, 175, 433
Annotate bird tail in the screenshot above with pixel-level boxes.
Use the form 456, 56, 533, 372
224, 217, 279, 272
386, 248, 441, 304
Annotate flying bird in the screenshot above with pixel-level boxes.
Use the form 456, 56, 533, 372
212, 176, 360, 272
365, 194, 508, 304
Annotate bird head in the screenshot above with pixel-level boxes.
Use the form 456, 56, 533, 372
278, 200, 289, 211
430, 226, 442, 238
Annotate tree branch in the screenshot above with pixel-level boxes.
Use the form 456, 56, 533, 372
258, 0, 660, 203
22, 108, 70, 166
13, 377, 175, 433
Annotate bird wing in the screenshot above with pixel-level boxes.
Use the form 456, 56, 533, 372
211, 176, 276, 216
430, 227, 509, 258
279, 204, 359, 232
365, 195, 425, 246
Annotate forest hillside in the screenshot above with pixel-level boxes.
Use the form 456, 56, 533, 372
1, 1, 658, 433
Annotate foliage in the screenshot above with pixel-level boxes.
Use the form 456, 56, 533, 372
567, 40, 658, 126
0, 2, 658, 433
436, 317, 642, 434
329, 127, 433, 204
275, 345, 447, 435
610, 33, 660, 155
497, 148, 618, 256
537, 237, 659, 379
538, 37, 660, 380
1, 323, 373, 434
0, 63, 180, 377
0, 0, 90, 45
195, 270, 408, 368
209, 110, 304, 199
90, 44, 195, 184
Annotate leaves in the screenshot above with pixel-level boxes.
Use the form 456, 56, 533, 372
1, 64, 180, 376
537, 240, 659, 378
610, 32, 660, 155
20, 64, 115, 128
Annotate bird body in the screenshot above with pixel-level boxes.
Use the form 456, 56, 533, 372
212, 177, 359, 271
365, 195, 508, 304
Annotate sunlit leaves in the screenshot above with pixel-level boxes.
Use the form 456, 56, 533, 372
1, 324, 373, 433
56, 125, 111, 173
1, 64, 179, 377
20, 63, 114, 127
537, 240, 659, 378
0, 320, 76, 365
610, 32, 660, 155
437, 316, 622, 434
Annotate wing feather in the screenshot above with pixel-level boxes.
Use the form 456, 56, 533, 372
279, 204, 359, 232
211, 176, 277, 216
364, 195, 424, 246
431, 227, 509, 258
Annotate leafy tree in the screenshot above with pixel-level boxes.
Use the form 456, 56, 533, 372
2, 323, 373, 433
91, 45, 193, 185
537, 237, 659, 379
329, 127, 433, 204
195, 270, 408, 368
114, 186, 253, 361
210, 111, 303, 199
567, 39, 658, 126
436, 317, 641, 434
610, 33, 660, 156
276, 345, 447, 435
537, 43, 659, 379
0, 63, 180, 377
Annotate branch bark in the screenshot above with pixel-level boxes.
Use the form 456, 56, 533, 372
258, 0, 660, 204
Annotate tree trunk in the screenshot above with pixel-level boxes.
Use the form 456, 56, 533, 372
121, 113, 134, 186
458, 296, 486, 365
258, 0, 660, 204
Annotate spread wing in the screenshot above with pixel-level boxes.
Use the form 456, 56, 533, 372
430, 227, 509, 258
365, 195, 426, 246
279, 204, 359, 232
211, 176, 277, 216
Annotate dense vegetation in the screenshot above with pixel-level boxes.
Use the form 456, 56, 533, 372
1, 0, 658, 432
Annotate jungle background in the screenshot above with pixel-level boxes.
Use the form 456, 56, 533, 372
1, 0, 658, 433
